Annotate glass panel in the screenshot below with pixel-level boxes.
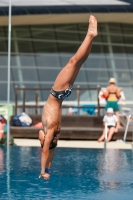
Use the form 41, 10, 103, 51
10, 83, 15, 102
38, 69, 60, 82
39, 83, 53, 101
114, 58, 129, 69
36, 54, 60, 67
13, 26, 31, 38
78, 24, 86, 41
95, 33, 107, 43
0, 27, 5, 37
0, 39, 7, 52
55, 24, 78, 32
58, 42, 79, 53
87, 70, 110, 83
128, 57, 133, 68
0, 68, 7, 81
89, 90, 97, 101
33, 41, 57, 53
21, 68, 38, 82
108, 23, 122, 34
125, 47, 133, 54
78, 23, 87, 32
123, 36, 133, 45
19, 55, 36, 66
4, 27, 8, 37
0, 83, 7, 101
55, 24, 79, 42
85, 56, 109, 69
112, 46, 126, 53
111, 35, 123, 44
116, 71, 131, 83
0, 68, 13, 82
121, 24, 133, 35
75, 69, 87, 83
31, 25, 55, 40
0, 55, 8, 66
122, 86, 133, 101
16, 84, 40, 102
60, 53, 73, 66
91, 45, 109, 53
17, 41, 33, 53
12, 68, 20, 82
99, 23, 107, 33
12, 68, 38, 83
11, 55, 17, 66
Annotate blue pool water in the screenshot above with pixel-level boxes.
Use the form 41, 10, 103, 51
0, 146, 133, 200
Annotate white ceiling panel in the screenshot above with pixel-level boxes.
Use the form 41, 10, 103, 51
0, 0, 130, 7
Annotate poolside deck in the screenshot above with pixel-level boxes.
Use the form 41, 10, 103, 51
14, 139, 133, 150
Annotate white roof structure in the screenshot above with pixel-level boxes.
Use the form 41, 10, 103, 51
0, 0, 130, 7
0, 0, 132, 26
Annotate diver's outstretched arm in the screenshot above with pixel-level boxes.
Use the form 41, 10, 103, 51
40, 128, 54, 180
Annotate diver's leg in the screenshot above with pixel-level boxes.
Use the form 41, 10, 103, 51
53, 15, 98, 91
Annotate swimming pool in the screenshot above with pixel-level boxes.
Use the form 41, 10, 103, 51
0, 146, 133, 200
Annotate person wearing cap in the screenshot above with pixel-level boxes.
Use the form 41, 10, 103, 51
103, 77, 122, 129
0, 117, 4, 141
0, 115, 14, 145
98, 108, 118, 142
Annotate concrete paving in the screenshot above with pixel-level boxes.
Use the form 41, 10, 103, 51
14, 139, 133, 150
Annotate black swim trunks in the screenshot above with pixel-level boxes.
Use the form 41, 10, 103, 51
49, 135, 58, 149
50, 85, 73, 100
41, 134, 58, 150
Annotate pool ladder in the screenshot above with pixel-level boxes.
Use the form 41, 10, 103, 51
104, 123, 108, 149
123, 114, 133, 143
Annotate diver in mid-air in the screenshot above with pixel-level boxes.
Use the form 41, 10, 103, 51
39, 15, 98, 180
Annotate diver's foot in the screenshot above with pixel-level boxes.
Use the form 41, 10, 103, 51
88, 15, 98, 38
38, 130, 45, 148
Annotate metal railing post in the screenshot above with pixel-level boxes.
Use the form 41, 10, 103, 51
23, 88, 26, 113
104, 122, 107, 149
97, 85, 100, 117
77, 86, 80, 116
35, 89, 39, 115
15, 86, 18, 115
123, 114, 131, 142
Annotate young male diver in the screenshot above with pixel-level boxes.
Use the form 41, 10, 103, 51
39, 15, 98, 180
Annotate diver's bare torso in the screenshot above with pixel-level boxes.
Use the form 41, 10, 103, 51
42, 94, 62, 134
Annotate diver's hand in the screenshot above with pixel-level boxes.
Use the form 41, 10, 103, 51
39, 172, 50, 180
